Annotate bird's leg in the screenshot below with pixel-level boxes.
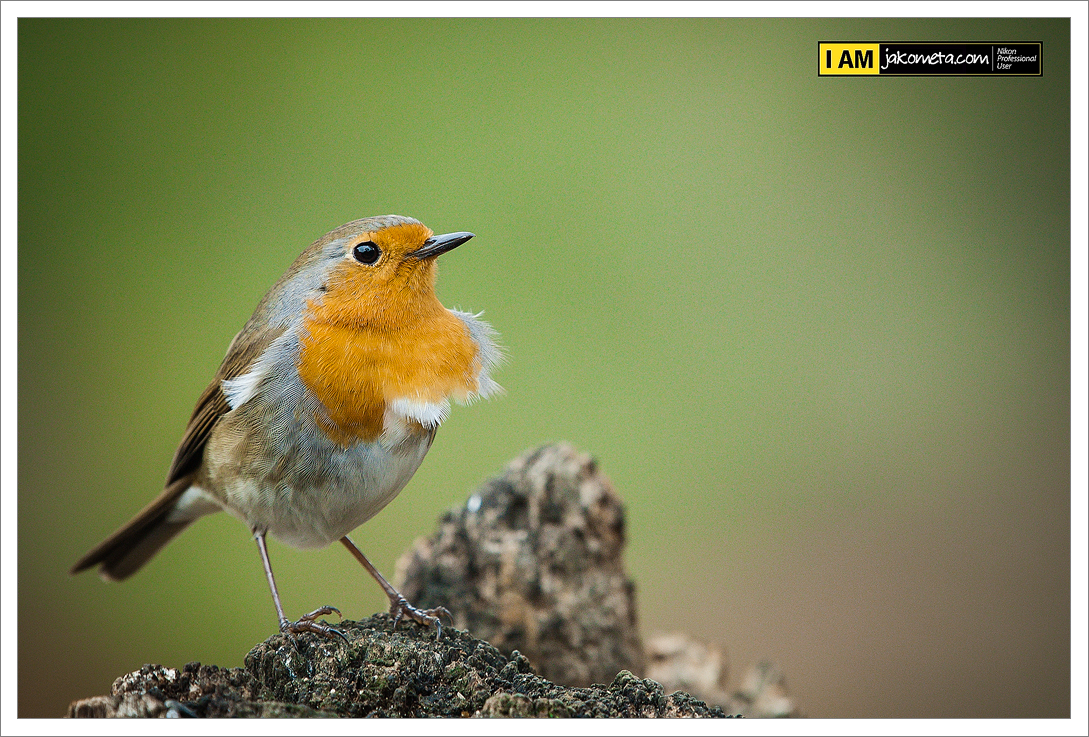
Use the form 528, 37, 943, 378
254, 530, 347, 643
339, 535, 451, 638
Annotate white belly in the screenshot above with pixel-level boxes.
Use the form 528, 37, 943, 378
197, 389, 436, 549
222, 430, 432, 548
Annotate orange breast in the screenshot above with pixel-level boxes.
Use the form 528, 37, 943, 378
297, 301, 481, 446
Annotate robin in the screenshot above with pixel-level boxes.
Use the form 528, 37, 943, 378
71, 215, 502, 640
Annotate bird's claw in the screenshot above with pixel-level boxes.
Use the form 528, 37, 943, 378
389, 596, 452, 639
279, 605, 349, 644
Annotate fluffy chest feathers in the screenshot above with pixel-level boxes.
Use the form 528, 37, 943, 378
296, 297, 488, 446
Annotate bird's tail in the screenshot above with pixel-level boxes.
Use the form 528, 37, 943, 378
70, 478, 196, 582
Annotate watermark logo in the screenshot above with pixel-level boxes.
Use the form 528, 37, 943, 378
818, 42, 1042, 76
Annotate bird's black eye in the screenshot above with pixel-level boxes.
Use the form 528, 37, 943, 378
353, 241, 381, 265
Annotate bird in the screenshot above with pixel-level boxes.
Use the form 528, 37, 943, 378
71, 214, 502, 640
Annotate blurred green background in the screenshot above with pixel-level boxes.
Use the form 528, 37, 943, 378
18, 18, 1070, 718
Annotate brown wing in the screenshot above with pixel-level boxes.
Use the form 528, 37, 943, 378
70, 324, 285, 579
163, 325, 283, 486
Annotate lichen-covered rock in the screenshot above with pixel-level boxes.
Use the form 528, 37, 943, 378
395, 443, 796, 717
66, 662, 335, 718
395, 442, 644, 687
68, 614, 726, 718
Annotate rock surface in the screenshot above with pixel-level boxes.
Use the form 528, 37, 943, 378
396, 442, 797, 718
396, 442, 644, 688
67, 614, 727, 718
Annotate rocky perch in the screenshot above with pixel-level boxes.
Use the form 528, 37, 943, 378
69, 443, 797, 718
69, 614, 727, 718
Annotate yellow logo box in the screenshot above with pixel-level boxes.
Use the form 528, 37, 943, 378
819, 43, 880, 75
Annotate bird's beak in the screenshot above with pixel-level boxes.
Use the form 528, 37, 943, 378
409, 231, 475, 260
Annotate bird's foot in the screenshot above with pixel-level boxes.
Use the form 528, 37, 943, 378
279, 605, 348, 644
388, 595, 452, 639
